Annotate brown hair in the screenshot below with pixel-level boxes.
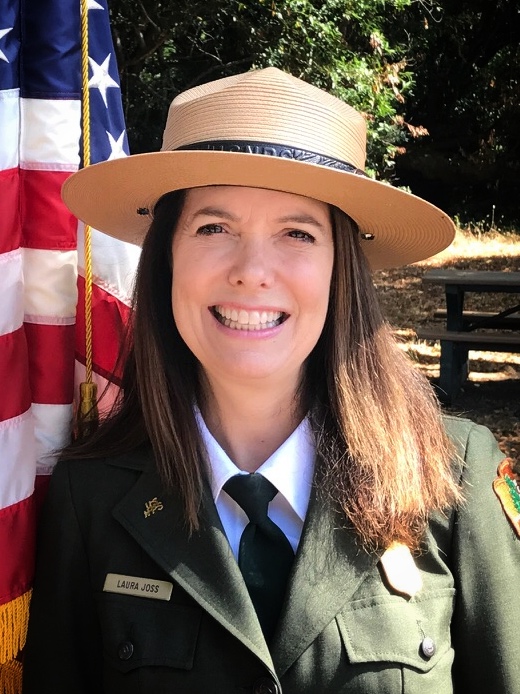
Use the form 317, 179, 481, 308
307, 207, 460, 550
65, 190, 460, 549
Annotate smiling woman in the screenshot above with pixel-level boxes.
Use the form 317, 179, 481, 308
172, 187, 333, 392
22, 68, 520, 694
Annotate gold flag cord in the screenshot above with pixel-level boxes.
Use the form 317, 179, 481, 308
78, 0, 98, 437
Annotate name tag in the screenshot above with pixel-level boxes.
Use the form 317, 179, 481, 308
103, 573, 173, 601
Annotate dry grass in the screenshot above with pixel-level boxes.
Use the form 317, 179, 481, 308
373, 227, 520, 462
426, 227, 520, 264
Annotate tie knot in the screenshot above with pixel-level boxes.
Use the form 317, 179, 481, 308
223, 473, 278, 524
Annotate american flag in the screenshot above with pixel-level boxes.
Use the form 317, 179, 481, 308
0, 0, 138, 687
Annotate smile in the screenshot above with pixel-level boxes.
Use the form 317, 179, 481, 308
211, 305, 287, 331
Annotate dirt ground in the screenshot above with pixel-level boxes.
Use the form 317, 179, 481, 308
373, 240, 520, 464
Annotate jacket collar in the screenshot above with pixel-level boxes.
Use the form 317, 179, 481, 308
105, 445, 153, 471
111, 452, 379, 677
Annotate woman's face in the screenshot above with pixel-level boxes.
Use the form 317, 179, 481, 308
171, 186, 334, 390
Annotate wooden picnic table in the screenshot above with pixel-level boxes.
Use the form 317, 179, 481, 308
416, 269, 520, 402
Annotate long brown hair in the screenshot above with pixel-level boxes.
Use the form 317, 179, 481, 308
64, 189, 460, 549
307, 207, 460, 550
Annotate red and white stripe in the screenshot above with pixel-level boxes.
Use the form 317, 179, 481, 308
0, 93, 80, 613
0, 32, 138, 679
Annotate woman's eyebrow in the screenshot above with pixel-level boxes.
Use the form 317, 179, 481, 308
186, 208, 326, 230
276, 213, 327, 230
188, 207, 239, 223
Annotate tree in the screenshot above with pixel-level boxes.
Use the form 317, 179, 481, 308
394, 0, 520, 225
109, 0, 416, 178
109, 0, 520, 224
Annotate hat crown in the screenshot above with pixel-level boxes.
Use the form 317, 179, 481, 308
161, 68, 367, 170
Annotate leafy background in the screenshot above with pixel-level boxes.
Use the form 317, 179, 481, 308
109, 0, 519, 226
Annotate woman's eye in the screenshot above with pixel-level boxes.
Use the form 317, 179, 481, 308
287, 229, 315, 243
196, 224, 225, 236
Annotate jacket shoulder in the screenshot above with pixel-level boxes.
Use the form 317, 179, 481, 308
46, 448, 153, 518
441, 414, 505, 469
55, 445, 152, 475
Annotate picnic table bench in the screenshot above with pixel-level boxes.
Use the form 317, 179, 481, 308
415, 269, 520, 403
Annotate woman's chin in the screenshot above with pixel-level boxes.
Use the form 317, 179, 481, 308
202, 357, 294, 389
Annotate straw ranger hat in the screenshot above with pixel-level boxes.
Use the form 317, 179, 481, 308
62, 67, 454, 269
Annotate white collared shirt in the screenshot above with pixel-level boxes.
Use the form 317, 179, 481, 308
196, 412, 315, 559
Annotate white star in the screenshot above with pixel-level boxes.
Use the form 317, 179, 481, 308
106, 130, 127, 160
81, 0, 104, 15
0, 27, 13, 63
88, 54, 119, 107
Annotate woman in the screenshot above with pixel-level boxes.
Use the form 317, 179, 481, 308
23, 68, 520, 693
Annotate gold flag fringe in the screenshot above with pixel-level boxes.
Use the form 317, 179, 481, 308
0, 659, 23, 694
0, 591, 31, 664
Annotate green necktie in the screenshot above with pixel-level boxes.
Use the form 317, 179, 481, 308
224, 473, 295, 641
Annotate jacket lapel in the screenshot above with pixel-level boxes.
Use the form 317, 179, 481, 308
112, 461, 275, 673
271, 488, 380, 677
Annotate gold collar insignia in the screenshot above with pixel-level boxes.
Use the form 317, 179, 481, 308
144, 497, 164, 518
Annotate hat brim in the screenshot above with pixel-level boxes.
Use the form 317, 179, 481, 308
62, 150, 454, 270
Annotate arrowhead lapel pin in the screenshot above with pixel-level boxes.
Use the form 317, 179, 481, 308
493, 459, 520, 538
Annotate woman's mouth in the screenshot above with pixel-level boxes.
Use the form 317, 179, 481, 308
211, 305, 287, 331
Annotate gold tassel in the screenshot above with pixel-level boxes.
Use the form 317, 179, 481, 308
0, 591, 31, 665
0, 659, 23, 694
75, 381, 99, 440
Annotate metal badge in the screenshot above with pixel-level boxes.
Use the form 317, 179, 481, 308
379, 542, 423, 598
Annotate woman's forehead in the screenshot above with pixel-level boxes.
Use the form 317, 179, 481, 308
181, 185, 332, 223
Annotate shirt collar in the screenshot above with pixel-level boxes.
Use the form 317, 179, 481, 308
196, 410, 315, 522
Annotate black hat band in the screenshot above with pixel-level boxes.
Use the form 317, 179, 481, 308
177, 140, 367, 177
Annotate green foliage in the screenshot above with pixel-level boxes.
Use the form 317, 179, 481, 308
108, 0, 520, 224
392, 0, 520, 224
109, 0, 416, 179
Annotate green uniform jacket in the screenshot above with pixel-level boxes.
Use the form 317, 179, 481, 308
23, 416, 520, 694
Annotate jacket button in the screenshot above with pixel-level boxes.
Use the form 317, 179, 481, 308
421, 636, 436, 659
253, 677, 280, 694
118, 641, 134, 660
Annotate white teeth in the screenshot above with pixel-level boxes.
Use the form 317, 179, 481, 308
214, 305, 284, 330
238, 309, 249, 325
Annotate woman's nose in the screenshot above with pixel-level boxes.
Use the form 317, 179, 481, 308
227, 239, 274, 288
